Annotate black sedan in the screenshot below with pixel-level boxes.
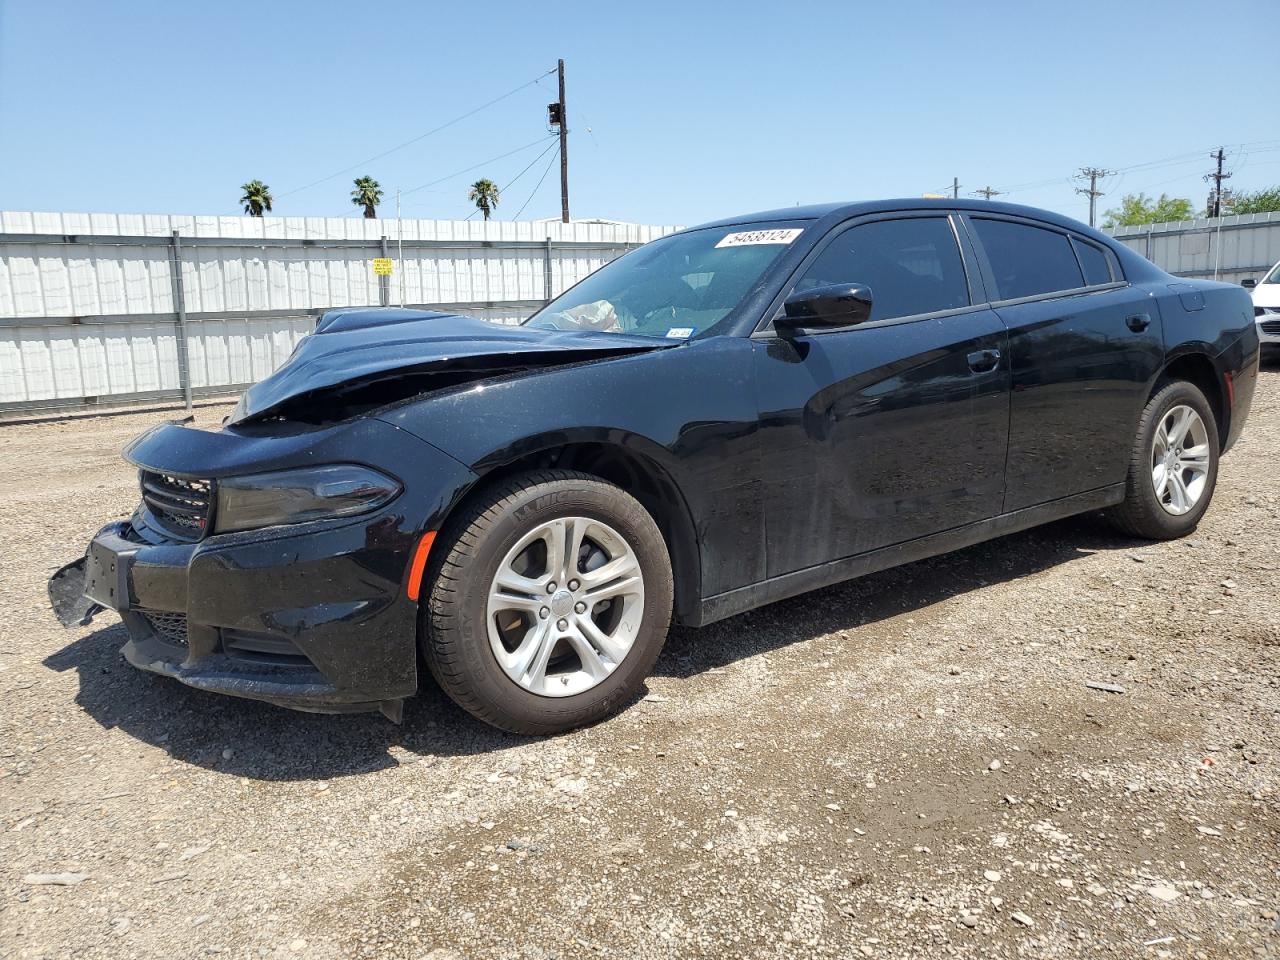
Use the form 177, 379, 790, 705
50, 199, 1259, 734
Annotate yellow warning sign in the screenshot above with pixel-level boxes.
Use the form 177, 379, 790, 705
372, 258, 394, 276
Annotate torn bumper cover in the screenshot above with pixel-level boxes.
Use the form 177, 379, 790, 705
48, 415, 476, 718
53, 515, 423, 716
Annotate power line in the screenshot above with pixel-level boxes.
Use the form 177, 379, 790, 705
1113, 139, 1280, 174
510, 143, 561, 220
985, 140, 1280, 202
277, 68, 556, 198
1116, 170, 1202, 195
400, 135, 557, 199
499, 138, 561, 193
996, 175, 1075, 193
1060, 145, 1280, 207
972, 185, 1003, 200
463, 138, 560, 220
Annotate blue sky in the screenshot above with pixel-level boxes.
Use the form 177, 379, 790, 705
1, 0, 1276, 227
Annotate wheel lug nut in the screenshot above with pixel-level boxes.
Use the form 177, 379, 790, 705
539, 607, 549, 619
557, 618, 568, 631
568, 579, 580, 591
574, 601, 587, 614
546, 582, 557, 594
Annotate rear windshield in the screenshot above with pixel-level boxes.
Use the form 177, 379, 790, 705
524, 221, 808, 338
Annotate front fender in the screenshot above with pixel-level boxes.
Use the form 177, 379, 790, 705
374, 338, 766, 600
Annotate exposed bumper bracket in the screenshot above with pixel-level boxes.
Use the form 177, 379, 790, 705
47, 557, 104, 627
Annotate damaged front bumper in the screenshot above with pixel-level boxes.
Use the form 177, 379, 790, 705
48, 417, 476, 720
52, 517, 420, 719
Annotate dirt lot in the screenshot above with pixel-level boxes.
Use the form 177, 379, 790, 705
1, 371, 1278, 960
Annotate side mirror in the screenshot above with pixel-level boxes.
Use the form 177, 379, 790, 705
777, 283, 874, 335
1242, 277, 1257, 289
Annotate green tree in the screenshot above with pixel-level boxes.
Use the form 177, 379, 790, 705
1227, 187, 1280, 215
239, 180, 273, 217
351, 176, 383, 219
1101, 192, 1194, 228
468, 178, 500, 220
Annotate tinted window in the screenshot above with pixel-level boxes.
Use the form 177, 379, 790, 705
1073, 237, 1113, 285
971, 219, 1084, 300
793, 217, 969, 322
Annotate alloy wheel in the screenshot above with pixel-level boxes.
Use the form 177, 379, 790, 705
1151, 404, 1211, 516
485, 516, 645, 697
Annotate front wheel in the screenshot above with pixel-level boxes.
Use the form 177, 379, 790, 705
422, 470, 673, 735
1106, 380, 1220, 540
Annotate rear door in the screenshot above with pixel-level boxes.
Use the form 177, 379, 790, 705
752, 213, 1010, 578
962, 215, 1164, 511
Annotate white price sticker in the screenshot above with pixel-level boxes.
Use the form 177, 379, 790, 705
715, 228, 803, 248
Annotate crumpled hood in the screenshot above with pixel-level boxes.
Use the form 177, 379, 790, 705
228, 309, 674, 425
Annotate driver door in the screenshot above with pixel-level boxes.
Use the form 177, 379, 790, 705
752, 213, 1010, 578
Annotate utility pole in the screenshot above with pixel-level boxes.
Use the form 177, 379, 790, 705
549, 59, 569, 223
1074, 166, 1112, 228
952, 177, 960, 199
1205, 147, 1232, 218
396, 188, 404, 308
973, 185, 1003, 200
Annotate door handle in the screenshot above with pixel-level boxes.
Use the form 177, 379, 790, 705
1126, 313, 1151, 332
966, 348, 1001, 374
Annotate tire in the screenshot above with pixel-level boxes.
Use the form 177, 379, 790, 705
421, 469, 673, 735
1106, 379, 1220, 540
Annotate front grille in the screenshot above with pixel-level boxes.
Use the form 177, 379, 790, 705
1260, 319, 1280, 334
140, 471, 212, 540
139, 609, 189, 647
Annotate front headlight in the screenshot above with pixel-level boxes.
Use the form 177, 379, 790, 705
214, 464, 402, 534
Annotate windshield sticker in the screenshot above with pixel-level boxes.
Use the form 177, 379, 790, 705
715, 228, 804, 248
665, 327, 694, 339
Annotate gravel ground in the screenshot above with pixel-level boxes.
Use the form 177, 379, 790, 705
2, 372, 1279, 960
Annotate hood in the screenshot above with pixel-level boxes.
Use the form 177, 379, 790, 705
228, 308, 673, 426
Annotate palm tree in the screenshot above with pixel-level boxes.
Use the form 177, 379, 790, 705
240, 180, 273, 217
468, 178, 500, 220
351, 176, 383, 219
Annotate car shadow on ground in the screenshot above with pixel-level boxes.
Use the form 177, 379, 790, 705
655, 511, 1150, 679
43, 512, 1147, 782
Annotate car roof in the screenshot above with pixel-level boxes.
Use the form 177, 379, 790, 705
690, 198, 1103, 238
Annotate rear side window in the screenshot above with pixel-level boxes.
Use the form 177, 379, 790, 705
793, 217, 970, 322
1073, 237, 1114, 285
970, 218, 1084, 301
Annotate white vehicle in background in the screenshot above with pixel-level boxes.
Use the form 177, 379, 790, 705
1246, 261, 1280, 354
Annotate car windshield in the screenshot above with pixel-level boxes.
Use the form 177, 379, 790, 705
523, 221, 809, 338
1265, 261, 1280, 285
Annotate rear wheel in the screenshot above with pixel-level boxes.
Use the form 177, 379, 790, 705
422, 470, 673, 735
1106, 380, 1219, 540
